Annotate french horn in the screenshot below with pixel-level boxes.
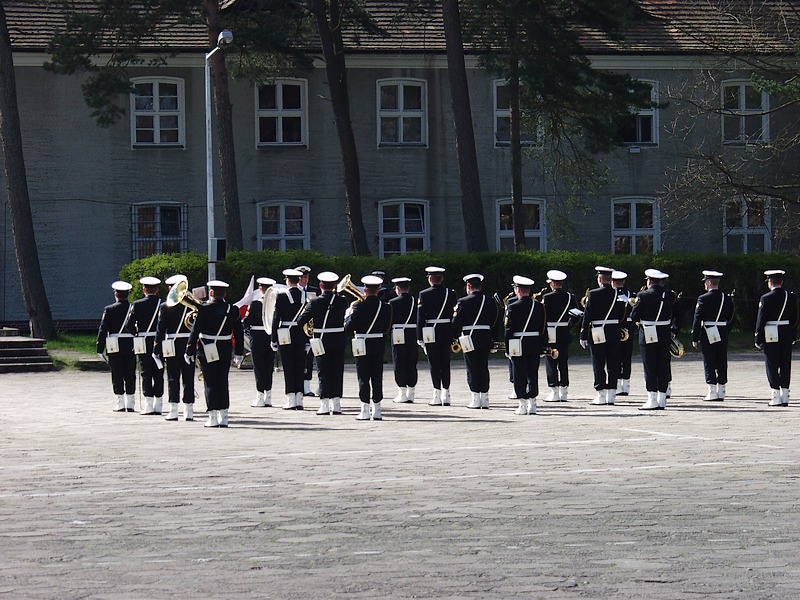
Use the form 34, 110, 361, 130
619, 328, 630, 342
165, 278, 203, 330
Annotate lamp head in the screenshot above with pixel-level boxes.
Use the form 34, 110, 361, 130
217, 30, 233, 46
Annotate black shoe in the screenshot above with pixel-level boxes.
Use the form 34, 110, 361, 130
126, 408, 135, 412
303, 391, 316, 397
113, 408, 126, 412
617, 392, 628, 396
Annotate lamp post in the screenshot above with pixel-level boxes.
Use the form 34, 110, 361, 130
205, 29, 233, 282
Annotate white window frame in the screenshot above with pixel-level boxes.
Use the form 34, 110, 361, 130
493, 80, 541, 148
612, 197, 660, 255
378, 199, 430, 257
723, 196, 772, 253
496, 198, 546, 251
257, 201, 310, 251
619, 80, 659, 146
131, 203, 188, 259
129, 77, 185, 148
376, 79, 428, 147
722, 80, 770, 145
255, 78, 308, 147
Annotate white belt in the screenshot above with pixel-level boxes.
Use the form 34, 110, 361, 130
279, 320, 297, 326
640, 320, 671, 326
251, 325, 267, 331
463, 325, 490, 331
426, 318, 450, 324
199, 334, 230, 341
138, 332, 156, 337
109, 333, 133, 338
393, 324, 416, 329
766, 320, 789, 326
591, 320, 617, 326
356, 333, 384, 339
702, 321, 727, 327
514, 331, 540, 337
547, 322, 570, 327
170, 333, 191, 339
317, 327, 345, 334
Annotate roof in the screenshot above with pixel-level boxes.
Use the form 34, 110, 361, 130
5, 0, 798, 56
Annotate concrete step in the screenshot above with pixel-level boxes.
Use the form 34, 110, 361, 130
0, 362, 57, 373
0, 336, 47, 350
0, 335, 55, 371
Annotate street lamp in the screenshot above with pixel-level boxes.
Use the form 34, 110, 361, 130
205, 29, 233, 282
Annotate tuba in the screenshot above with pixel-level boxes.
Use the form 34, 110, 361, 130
669, 334, 686, 358
166, 279, 203, 330
262, 287, 278, 335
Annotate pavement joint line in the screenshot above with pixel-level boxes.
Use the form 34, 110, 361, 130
0, 482, 275, 499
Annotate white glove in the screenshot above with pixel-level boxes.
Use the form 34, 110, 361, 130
97, 352, 107, 363
184, 353, 194, 365
692, 341, 699, 349
304, 343, 311, 353
151, 353, 163, 370
568, 308, 583, 318
580, 339, 588, 349
270, 342, 278, 352
233, 355, 244, 368
417, 340, 425, 348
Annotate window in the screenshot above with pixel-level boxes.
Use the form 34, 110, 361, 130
377, 79, 427, 146
256, 79, 308, 146
379, 200, 429, 256
258, 201, 309, 250
131, 204, 187, 259
493, 80, 540, 147
618, 81, 658, 145
612, 198, 659, 254
722, 81, 769, 144
723, 196, 771, 253
130, 78, 185, 147
497, 199, 545, 251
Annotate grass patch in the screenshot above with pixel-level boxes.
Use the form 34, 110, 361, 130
46, 332, 96, 355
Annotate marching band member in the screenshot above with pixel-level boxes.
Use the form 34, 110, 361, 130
691, 270, 735, 401
504, 275, 546, 415
96, 281, 136, 412
756, 269, 798, 406
132, 276, 165, 416
297, 265, 320, 397
452, 273, 497, 409
345, 275, 392, 420
272, 268, 308, 410
154, 274, 196, 421
542, 269, 579, 402
243, 277, 277, 408
580, 266, 626, 405
417, 266, 457, 406
611, 271, 634, 396
389, 277, 419, 403
185, 280, 244, 428
631, 268, 679, 410
297, 271, 348, 415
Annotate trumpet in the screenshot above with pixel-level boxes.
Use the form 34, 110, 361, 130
541, 346, 559, 359
337, 274, 366, 304
451, 340, 461, 353
166, 278, 203, 330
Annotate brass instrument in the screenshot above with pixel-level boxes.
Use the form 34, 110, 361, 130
337, 274, 366, 304
620, 328, 630, 342
669, 334, 686, 359
165, 278, 203, 330
580, 287, 590, 308
541, 346, 559, 359
532, 287, 549, 301
451, 340, 462, 353
262, 286, 278, 336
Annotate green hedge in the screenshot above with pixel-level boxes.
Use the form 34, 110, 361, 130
119, 250, 800, 330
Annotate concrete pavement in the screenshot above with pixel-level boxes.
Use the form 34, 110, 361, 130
0, 353, 798, 599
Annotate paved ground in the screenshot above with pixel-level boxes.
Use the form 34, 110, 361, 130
1, 353, 798, 599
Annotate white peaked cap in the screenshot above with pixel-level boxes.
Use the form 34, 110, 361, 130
425, 266, 445, 274
140, 276, 161, 286
644, 268, 669, 279
282, 268, 303, 277
256, 277, 276, 286
513, 275, 534, 287
361, 275, 383, 286
317, 271, 339, 283
611, 270, 628, 280
206, 280, 229, 288
112, 281, 133, 291
546, 269, 567, 282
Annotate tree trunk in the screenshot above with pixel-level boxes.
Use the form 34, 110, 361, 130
309, 0, 371, 256
206, 0, 243, 250
0, 6, 56, 339
508, 49, 526, 251
443, 0, 488, 252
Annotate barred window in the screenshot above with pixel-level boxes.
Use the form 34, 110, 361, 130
258, 201, 309, 250
131, 204, 187, 259
497, 199, 545, 250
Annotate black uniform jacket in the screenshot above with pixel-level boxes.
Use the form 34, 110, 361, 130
691, 289, 735, 344
154, 303, 193, 356
755, 287, 798, 345
389, 293, 417, 342
504, 295, 546, 349
345, 296, 392, 338
416, 284, 457, 342
97, 299, 135, 353
630, 284, 679, 344
132, 294, 162, 338
542, 288, 579, 344
186, 297, 245, 357
298, 291, 349, 334
271, 286, 308, 345
452, 291, 498, 350
580, 285, 626, 342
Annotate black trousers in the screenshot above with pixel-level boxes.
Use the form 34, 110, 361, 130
317, 334, 346, 399
356, 340, 385, 403
108, 351, 136, 395
545, 342, 570, 387
701, 337, 729, 385
279, 338, 307, 394
425, 340, 451, 390
618, 336, 633, 380
640, 342, 671, 393
392, 339, 419, 388
303, 346, 314, 380
139, 340, 164, 397
763, 340, 793, 389
198, 341, 233, 411
251, 332, 275, 393
464, 346, 491, 393
165, 350, 195, 404
511, 340, 541, 399
589, 340, 620, 390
